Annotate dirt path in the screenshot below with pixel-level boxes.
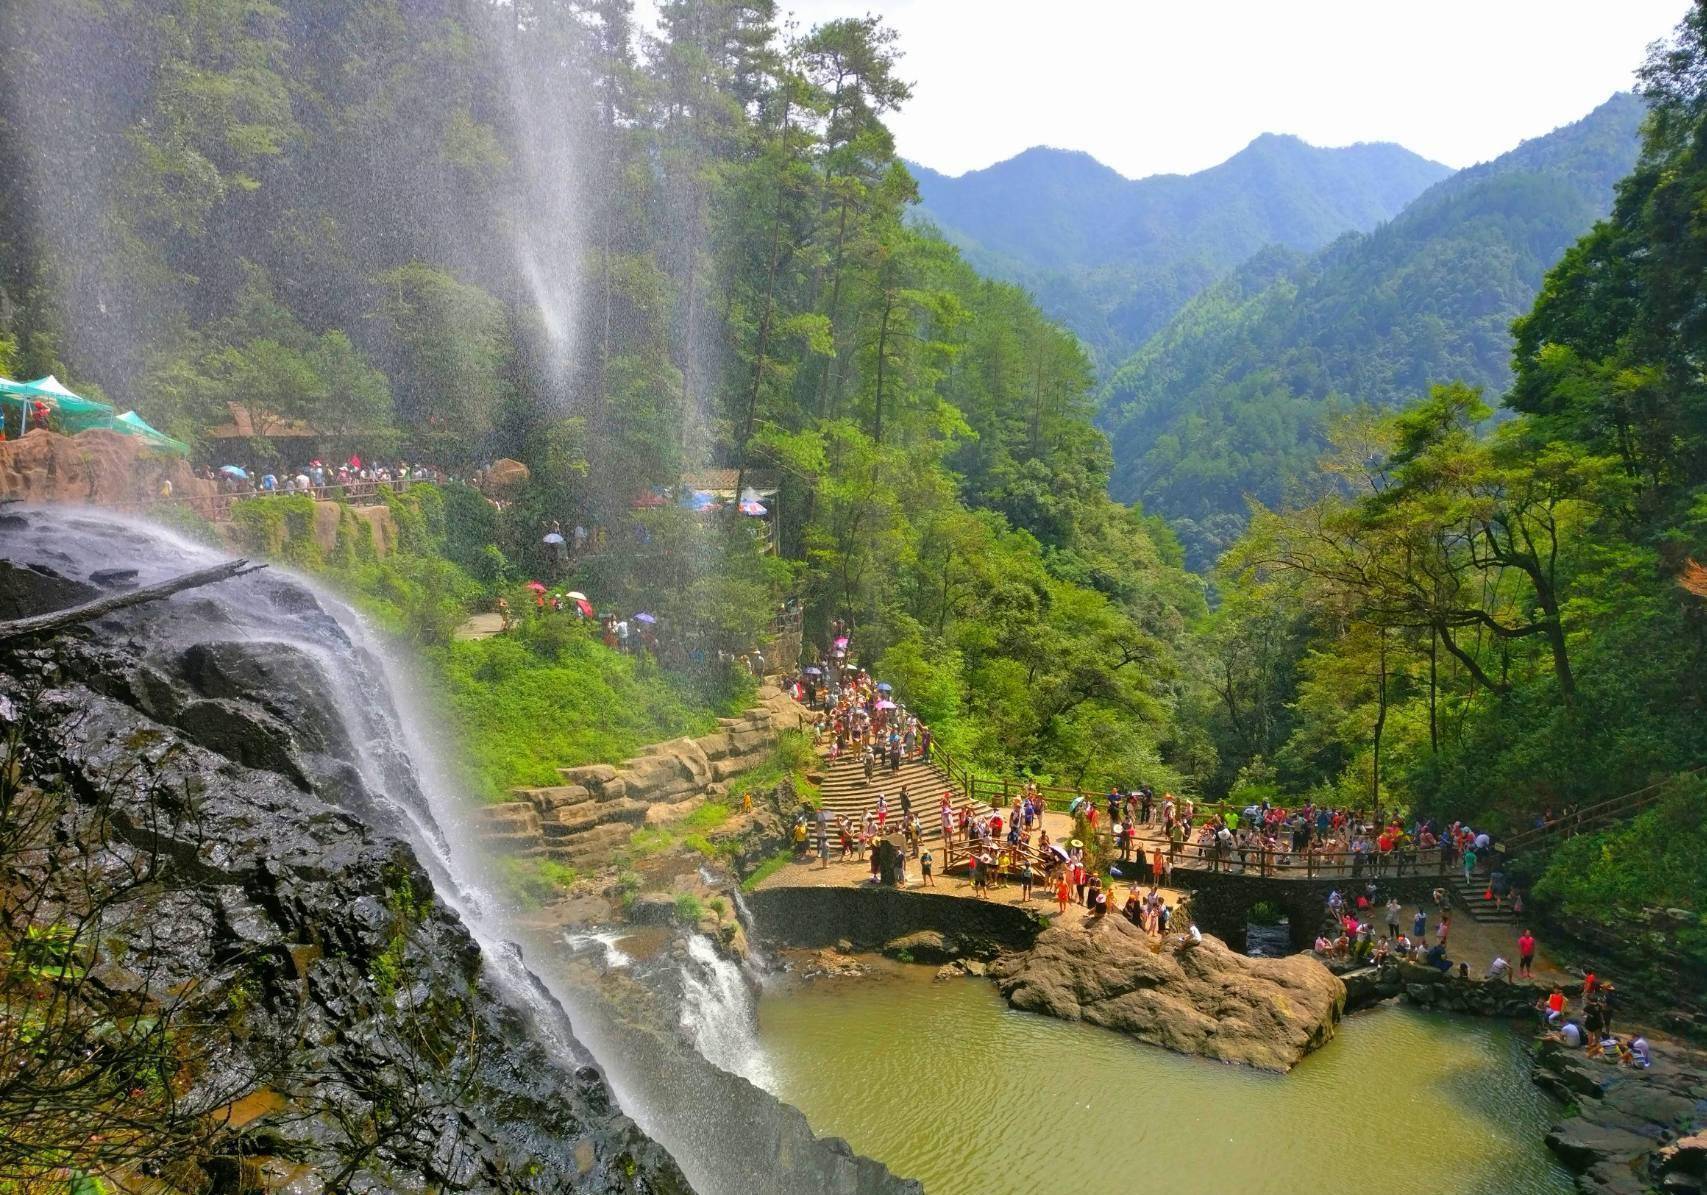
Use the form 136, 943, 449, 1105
454, 611, 505, 640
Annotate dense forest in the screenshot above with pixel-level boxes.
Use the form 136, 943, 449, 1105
0, 0, 1206, 793
1196, 12, 1707, 972
1100, 93, 1646, 567
2, 0, 1703, 981
911, 137, 1447, 370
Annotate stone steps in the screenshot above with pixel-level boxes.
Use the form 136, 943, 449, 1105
814, 753, 991, 846
1450, 875, 1519, 924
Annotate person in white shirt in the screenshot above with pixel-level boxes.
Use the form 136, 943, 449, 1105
1487, 955, 1511, 981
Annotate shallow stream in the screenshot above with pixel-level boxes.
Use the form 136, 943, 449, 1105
755, 961, 1573, 1195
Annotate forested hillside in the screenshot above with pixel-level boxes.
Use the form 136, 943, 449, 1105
1199, 12, 1707, 976
0, 0, 1206, 791
910, 136, 1449, 368
1099, 93, 1645, 567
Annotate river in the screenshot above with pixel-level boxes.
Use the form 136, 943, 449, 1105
755, 961, 1573, 1195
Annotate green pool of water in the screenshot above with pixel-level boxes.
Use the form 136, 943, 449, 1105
755, 963, 1572, 1195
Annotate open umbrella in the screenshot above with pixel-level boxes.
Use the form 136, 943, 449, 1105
219, 465, 249, 480
542, 532, 565, 545
1046, 843, 1070, 863
803, 666, 822, 675
566, 591, 587, 600
525, 581, 547, 593
573, 598, 595, 617
738, 498, 767, 516
834, 636, 849, 650
634, 612, 657, 624
875, 699, 897, 710
1069, 839, 1084, 849
875, 682, 892, 693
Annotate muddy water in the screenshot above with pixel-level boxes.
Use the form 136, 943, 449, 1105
755, 962, 1572, 1195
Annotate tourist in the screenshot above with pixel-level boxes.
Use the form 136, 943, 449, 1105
920, 847, 934, 887
1630, 1035, 1651, 1068
1489, 867, 1509, 912
1517, 928, 1537, 979
1487, 955, 1512, 981
1151, 847, 1165, 887
1054, 870, 1070, 916
1413, 908, 1428, 940
1543, 987, 1567, 1027
1557, 1019, 1584, 1048
1385, 897, 1402, 939
1436, 913, 1451, 948
1019, 858, 1033, 901
875, 791, 887, 833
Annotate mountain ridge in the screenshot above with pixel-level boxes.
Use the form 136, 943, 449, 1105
908, 135, 1451, 367
1096, 91, 1647, 569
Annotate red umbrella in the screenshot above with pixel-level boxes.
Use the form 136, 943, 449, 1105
525, 580, 547, 593
574, 598, 595, 617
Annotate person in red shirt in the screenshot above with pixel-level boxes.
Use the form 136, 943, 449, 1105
1518, 929, 1537, 979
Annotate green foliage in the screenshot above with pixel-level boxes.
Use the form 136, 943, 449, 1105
1533, 784, 1707, 919
672, 893, 704, 924
741, 849, 794, 892
433, 632, 747, 801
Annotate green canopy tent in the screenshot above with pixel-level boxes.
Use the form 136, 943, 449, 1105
110, 409, 190, 456
0, 375, 116, 437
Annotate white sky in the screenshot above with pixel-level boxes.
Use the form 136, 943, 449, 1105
767, 0, 1685, 178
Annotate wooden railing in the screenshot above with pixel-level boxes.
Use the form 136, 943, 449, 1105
1502, 766, 1705, 854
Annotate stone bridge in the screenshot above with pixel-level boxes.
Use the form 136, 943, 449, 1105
1148, 867, 1441, 952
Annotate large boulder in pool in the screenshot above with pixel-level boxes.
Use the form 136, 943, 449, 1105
989, 915, 1345, 1071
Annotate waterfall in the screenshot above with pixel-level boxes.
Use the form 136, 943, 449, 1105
0, 507, 798, 1193
679, 933, 774, 1090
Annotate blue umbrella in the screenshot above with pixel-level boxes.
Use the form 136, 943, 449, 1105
804, 666, 823, 675
542, 532, 565, 545
634, 612, 657, 624
876, 682, 892, 693
219, 464, 249, 480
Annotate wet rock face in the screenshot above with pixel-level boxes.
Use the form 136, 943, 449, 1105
0, 541, 690, 1191
1533, 1039, 1707, 1195
988, 916, 1346, 1072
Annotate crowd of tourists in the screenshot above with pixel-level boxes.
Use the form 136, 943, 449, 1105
1539, 972, 1650, 1067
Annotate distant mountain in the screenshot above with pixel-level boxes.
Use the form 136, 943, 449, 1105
908, 137, 1451, 368
1097, 92, 1647, 569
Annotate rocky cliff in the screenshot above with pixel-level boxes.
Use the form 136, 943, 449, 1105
0, 510, 690, 1192
477, 690, 813, 867
0, 427, 214, 507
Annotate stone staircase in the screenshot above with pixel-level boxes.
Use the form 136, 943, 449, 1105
814, 750, 992, 848
1450, 873, 1519, 925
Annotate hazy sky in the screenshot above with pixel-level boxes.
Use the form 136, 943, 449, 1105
769, 0, 1685, 178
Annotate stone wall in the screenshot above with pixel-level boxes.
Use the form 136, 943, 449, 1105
743, 884, 1047, 956
475, 688, 812, 867
1165, 868, 1440, 951
1340, 960, 1577, 1016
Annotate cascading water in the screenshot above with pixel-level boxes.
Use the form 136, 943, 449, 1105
678, 933, 774, 1088
1, 507, 903, 1194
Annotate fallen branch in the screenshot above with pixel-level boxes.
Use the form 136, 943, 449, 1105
0, 559, 266, 646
